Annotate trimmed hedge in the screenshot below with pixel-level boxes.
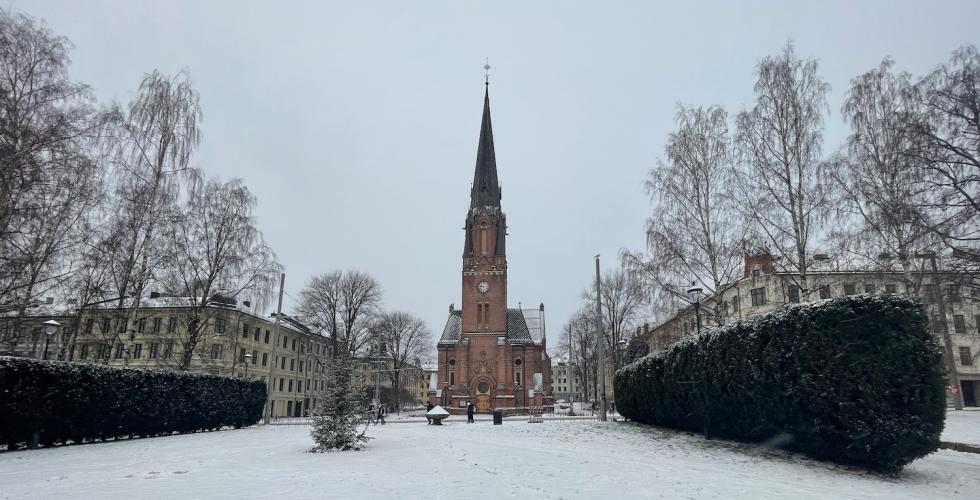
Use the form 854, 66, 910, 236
0, 357, 266, 449
615, 295, 946, 473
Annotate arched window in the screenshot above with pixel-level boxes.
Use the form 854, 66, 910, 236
513, 358, 523, 387
448, 358, 456, 386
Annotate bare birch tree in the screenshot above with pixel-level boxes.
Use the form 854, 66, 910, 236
906, 46, 980, 278
830, 58, 934, 291
98, 69, 200, 359
0, 9, 101, 310
733, 43, 833, 300
161, 177, 280, 370
623, 105, 743, 323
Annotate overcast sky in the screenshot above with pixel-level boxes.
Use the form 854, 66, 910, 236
22, 0, 980, 342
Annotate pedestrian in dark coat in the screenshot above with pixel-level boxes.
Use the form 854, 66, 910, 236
466, 402, 475, 423
425, 402, 434, 425
377, 405, 386, 425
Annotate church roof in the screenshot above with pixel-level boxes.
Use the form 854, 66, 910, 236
437, 308, 543, 346
469, 86, 501, 209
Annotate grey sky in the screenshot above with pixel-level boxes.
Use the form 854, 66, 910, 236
22, 0, 980, 341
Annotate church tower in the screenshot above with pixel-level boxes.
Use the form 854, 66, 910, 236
433, 78, 552, 414
460, 85, 507, 334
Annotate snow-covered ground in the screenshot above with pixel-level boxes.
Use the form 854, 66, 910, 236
943, 409, 980, 446
2, 413, 978, 500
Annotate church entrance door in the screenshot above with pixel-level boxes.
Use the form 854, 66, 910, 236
475, 381, 492, 413
476, 394, 491, 413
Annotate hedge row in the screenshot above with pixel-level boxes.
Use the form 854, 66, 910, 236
614, 295, 947, 472
0, 357, 266, 449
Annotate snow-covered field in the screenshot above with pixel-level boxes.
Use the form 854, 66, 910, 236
2, 413, 979, 500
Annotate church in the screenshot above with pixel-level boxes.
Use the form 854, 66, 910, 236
431, 83, 552, 414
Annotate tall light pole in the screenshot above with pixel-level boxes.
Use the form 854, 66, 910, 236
42, 320, 60, 360
244, 352, 253, 378
595, 255, 607, 421
687, 285, 704, 335
265, 273, 285, 424
914, 252, 964, 410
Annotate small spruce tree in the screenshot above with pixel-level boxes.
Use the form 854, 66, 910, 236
309, 342, 369, 452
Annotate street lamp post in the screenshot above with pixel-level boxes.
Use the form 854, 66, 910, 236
595, 255, 607, 422
244, 352, 253, 378
687, 285, 704, 335
42, 320, 60, 360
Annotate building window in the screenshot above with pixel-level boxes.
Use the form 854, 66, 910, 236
843, 284, 857, 296
290, 359, 296, 371
252, 350, 258, 364
864, 284, 875, 294
215, 318, 227, 334
884, 284, 897, 294
149, 343, 159, 359
975, 315, 980, 334
210, 343, 224, 360
954, 315, 966, 334
959, 347, 972, 366
84, 318, 94, 334
731, 295, 739, 312
79, 344, 90, 359
923, 284, 938, 304
262, 352, 268, 366
152, 317, 161, 333
299, 361, 304, 373
281, 357, 286, 369
118, 318, 128, 334
787, 286, 800, 304
819, 286, 831, 299
264, 330, 270, 343
132, 343, 143, 359
101, 317, 110, 333
751, 268, 760, 278
137, 317, 146, 333
948, 285, 962, 303
279, 378, 284, 391
288, 380, 293, 392
168, 316, 178, 333
514, 358, 524, 386
97, 343, 111, 360
750, 287, 766, 306
283, 335, 288, 348
292, 339, 297, 351
254, 327, 260, 341
164, 342, 174, 359
114, 344, 125, 359
240, 348, 247, 363
448, 358, 456, 386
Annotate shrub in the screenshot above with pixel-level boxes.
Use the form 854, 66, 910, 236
0, 357, 266, 449
615, 295, 946, 472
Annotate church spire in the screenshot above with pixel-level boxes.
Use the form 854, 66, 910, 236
470, 84, 501, 209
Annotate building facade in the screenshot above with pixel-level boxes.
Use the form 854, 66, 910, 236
550, 360, 583, 402
0, 297, 332, 417
432, 85, 552, 414
636, 253, 980, 406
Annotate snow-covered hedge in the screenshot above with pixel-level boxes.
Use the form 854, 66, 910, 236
0, 357, 266, 449
614, 295, 946, 472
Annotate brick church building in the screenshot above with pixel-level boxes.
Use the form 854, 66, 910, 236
432, 84, 552, 414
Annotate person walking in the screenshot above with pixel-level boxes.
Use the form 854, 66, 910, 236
367, 403, 376, 425
466, 402, 475, 423
377, 404, 386, 425
425, 402, 434, 425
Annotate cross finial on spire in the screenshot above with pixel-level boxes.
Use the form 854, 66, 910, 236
484, 58, 491, 86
